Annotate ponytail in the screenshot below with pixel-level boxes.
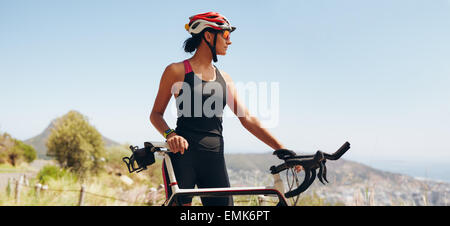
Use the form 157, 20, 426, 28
183, 28, 219, 54
183, 34, 202, 53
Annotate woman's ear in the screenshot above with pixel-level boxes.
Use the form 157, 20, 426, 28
203, 31, 214, 43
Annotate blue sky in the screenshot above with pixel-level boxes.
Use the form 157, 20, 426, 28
1, 0, 450, 169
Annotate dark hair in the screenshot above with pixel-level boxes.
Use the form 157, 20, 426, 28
183, 28, 220, 54
183, 34, 202, 53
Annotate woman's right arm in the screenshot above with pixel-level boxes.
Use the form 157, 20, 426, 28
150, 63, 189, 154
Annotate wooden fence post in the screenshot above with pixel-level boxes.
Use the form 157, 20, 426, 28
24, 174, 29, 187
6, 177, 12, 197
15, 178, 22, 204
78, 185, 86, 206
35, 183, 42, 199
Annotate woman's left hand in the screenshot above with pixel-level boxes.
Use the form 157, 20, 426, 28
295, 165, 303, 173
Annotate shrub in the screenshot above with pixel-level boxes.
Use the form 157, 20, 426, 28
0, 132, 37, 166
14, 140, 37, 163
46, 110, 106, 179
37, 165, 77, 184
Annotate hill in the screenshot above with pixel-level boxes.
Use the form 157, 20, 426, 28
24, 119, 119, 159
224, 153, 450, 206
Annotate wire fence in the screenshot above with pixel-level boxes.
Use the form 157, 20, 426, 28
5, 174, 283, 206
5, 175, 160, 206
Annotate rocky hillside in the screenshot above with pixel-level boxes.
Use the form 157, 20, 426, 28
224, 153, 450, 206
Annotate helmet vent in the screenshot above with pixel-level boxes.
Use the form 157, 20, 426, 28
191, 22, 200, 29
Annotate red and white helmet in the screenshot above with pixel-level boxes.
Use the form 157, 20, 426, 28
185, 12, 236, 35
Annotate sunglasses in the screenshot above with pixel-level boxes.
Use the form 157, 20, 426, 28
222, 30, 231, 40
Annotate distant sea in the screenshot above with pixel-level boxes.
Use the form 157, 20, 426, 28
226, 150, 450, 184
347, 157, 450, 183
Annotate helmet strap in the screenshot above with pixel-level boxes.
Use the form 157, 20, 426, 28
203, 32, 218, 62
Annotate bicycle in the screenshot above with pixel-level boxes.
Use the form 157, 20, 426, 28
122, 141, 351, 206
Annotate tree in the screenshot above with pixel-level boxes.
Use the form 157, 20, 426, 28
46, 111, 106, 178
14, 140, 37, 163
0, 133, 15, 164
0, 132, 37, 166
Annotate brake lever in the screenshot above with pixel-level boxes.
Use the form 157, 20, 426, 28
122, 144, 155, 174
122, 153, 148, 174
270, 142, 351, 198
323, 161, 328, 183
122, 156, 134, 173
318, 160, 328, 185
122, 156, 139, 173
283, 152, 323, 198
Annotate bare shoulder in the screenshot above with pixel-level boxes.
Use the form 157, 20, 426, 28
163, 61, 185, 82
219, 69, 233, 83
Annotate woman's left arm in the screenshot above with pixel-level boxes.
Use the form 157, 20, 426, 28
221, 70, 285, 150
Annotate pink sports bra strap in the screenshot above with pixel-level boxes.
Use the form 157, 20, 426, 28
183, 60, 193, 74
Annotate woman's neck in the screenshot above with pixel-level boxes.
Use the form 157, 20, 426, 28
189, 43, 214, 69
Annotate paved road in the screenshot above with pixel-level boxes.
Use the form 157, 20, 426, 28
0, 160, 55, 190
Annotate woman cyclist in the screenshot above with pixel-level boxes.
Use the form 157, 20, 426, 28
150, 12, 301, 206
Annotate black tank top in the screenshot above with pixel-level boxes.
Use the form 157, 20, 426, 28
174, 60, 227, 151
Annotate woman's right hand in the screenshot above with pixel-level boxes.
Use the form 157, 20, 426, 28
166, 133, 189, 154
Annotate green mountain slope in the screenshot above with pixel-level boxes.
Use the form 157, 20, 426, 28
24, 119, 119, 159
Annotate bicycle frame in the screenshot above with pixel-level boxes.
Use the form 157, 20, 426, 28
149, 142, 289, 206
